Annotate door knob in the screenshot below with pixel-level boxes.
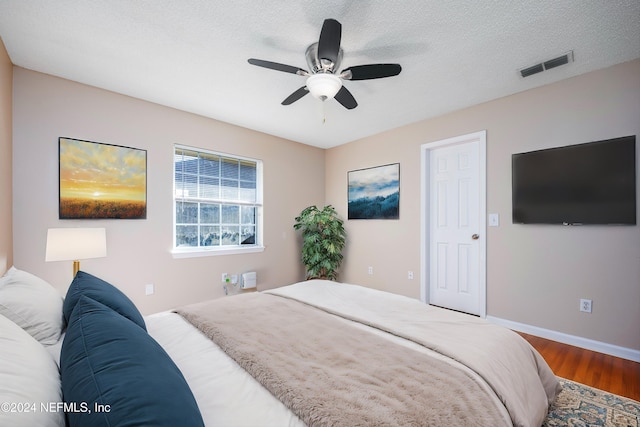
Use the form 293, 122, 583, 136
472, 234, 479, 240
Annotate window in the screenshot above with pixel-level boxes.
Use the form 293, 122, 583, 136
173, 146, 262, 255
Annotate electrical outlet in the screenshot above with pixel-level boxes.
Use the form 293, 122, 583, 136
408, 271, 414, 279
580, 298, 592, 313
367, 266, 373, 275
221, 273, 229, 283
145, 283, 154, 296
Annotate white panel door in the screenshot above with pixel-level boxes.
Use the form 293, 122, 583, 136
429, 139, 482, 315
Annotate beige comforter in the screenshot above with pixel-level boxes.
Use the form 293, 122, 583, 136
267, 280, 560, 426
177, 280, 559, 426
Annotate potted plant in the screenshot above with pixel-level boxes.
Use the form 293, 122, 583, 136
293, 205, 346, 281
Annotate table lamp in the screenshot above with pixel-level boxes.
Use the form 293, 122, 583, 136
45, 228, 107, 276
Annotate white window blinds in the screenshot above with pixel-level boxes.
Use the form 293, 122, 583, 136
174, 146, 261, 249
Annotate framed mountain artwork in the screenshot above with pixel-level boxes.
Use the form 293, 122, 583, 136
348, 163, 399, 220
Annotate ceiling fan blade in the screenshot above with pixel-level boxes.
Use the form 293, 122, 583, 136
341, 64, 402, 80
317, 19, 342, 65
334, 86, 357, 110
281, 87, 310, 105
248, 58, 308, 76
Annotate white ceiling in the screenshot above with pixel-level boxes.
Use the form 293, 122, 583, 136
1, 1, 639, 149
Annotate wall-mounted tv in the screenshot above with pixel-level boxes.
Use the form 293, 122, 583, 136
512, 135, 636, 225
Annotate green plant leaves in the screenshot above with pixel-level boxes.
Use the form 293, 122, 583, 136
293, 205, 346, 281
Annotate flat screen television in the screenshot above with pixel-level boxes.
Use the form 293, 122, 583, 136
512, 135, 636, 225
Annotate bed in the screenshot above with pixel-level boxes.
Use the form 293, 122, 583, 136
0, 267, 560, 427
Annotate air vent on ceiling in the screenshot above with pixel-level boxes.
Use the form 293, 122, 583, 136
520, 63, 544, 78
519, 51, 574, 78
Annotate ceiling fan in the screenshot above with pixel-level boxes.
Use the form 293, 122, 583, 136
248, 19, 402, 110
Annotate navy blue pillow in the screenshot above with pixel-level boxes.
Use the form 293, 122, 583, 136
63, 271, 146, 330
60, 296, 204, 427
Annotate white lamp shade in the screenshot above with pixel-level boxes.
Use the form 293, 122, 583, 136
306, 73, 342, 100
45, 228, 107, 262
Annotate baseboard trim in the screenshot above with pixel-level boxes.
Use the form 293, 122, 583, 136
486, 316, 640, 363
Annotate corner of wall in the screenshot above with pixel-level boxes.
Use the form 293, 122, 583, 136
0, 37, 13, 275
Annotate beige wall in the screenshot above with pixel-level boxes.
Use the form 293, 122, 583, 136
326, 59, 640, 351
9, 59, 640, 350
0, 39, 12, 275
12, 68, 325, 314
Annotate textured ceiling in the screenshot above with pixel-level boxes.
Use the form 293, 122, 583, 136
0, 1, 639, 148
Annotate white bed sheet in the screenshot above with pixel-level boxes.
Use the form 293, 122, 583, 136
146, 311, 305, 427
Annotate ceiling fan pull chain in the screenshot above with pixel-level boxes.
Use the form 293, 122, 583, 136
322, 100, 327, 124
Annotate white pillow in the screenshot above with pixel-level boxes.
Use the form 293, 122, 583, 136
0, 314, 64, 427
0, 267, 64, 345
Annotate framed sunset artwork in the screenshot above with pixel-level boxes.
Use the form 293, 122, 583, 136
58, 137, 147, 219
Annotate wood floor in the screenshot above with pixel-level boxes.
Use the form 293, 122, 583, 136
518, 332, 640, 402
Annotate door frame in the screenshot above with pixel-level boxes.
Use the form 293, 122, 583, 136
420, 130, 487, 317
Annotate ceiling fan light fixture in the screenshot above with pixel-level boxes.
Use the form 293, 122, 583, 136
306, 73, 342, 100
248, 19, 401, 109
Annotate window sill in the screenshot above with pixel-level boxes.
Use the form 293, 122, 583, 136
171, 246, 265, 259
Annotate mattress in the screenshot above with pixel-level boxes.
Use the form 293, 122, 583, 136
145, 279, 558, 426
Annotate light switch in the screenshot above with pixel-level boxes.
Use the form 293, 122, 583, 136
488, 213, 499, 227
